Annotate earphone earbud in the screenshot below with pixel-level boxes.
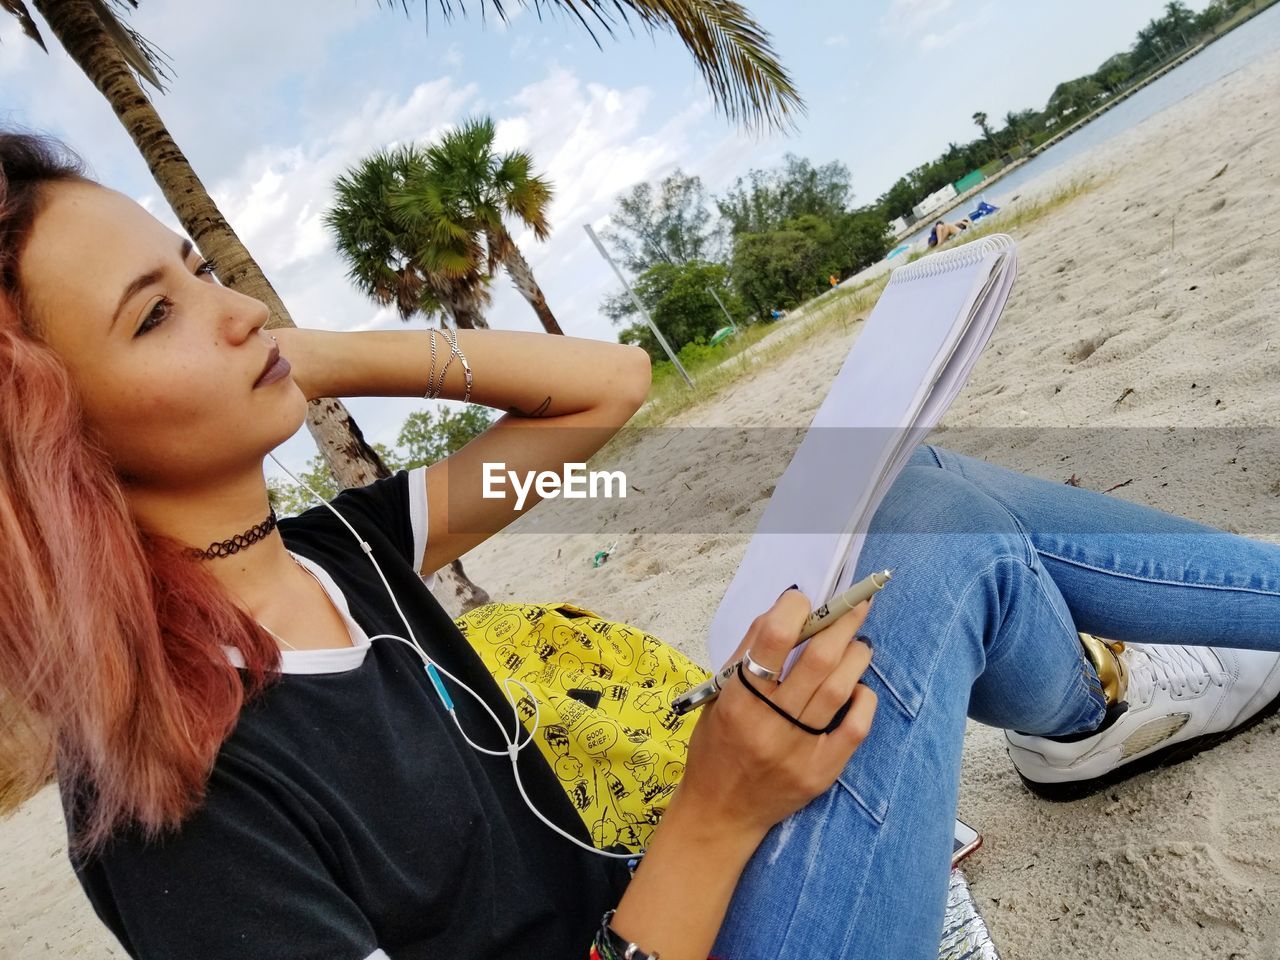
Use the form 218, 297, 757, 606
268, 452, 637, 861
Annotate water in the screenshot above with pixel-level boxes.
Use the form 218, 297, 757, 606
903, 4, 1280, 244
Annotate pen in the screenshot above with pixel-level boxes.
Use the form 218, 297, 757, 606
672, 569, 892, 716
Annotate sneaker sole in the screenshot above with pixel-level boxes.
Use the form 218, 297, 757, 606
1014, 685, 1280, 802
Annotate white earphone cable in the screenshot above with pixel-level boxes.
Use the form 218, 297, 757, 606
267, 453, 637, 861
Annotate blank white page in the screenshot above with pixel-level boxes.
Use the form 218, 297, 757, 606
707, 236, 1017, 668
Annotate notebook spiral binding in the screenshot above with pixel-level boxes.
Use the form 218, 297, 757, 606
887, 234, 1015, 286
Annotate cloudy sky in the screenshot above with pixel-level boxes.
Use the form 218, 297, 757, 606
0, 0, 1187, 475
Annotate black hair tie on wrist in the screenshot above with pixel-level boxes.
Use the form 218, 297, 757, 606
734, 662, 852, 735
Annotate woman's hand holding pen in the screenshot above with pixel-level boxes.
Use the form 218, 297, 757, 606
607, 590, 878, 958
676, 588, 878, 837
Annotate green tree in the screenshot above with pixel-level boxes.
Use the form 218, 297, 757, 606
601, 169, 724, 274
1046, 77, 1103, 120
269, 444, 406, 517
325, 145, 491, 330
268, 405, 494, 517
1001, 108, 1041, 150
1195, 1, 1231, 32
395, 117, 565, 335
832, 209, 892, 275
1132, 3, 1194, 69
717, 154, 853, 236
876, 176, 918, 222
731, 215, 840, 319
971, 111, 998, 152
604, 260, 743, 359
1162, 1, 1198, 47
396, 406, 496, 467
1092, 52, 1134, 95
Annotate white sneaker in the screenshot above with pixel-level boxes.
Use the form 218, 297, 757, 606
1005, 638, 1280, 800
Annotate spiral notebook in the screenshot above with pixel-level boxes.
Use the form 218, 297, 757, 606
707, 235, 1019, 669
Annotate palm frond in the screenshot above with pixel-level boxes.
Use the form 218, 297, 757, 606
386, 0, 803, 131
5, 0, 174, 89
605, 0, 802, 132
93, 0, 173, 91
494, 151, 553, 239
327, 142, 493, 320
1, 0, 46, 51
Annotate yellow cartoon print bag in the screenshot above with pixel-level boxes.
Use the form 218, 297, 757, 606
452, 600, 712, 853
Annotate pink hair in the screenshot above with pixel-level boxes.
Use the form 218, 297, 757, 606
0, 129, 280, 855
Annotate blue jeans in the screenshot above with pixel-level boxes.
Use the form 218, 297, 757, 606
712, 444, 1280, 959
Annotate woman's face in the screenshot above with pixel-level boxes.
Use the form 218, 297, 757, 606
19, 182, 307, 488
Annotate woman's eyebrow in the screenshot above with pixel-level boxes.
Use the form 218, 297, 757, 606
109, 238, 195, 332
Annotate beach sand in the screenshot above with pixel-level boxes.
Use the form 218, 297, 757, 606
3, 44, 1280, 960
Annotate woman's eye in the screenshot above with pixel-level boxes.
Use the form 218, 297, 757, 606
197, 258, 218, 278
135, 298, 171, 337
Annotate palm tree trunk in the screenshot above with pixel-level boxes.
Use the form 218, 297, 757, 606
30, 0, 488, 609
499, 232, 564, 336
446, 300, 491, 329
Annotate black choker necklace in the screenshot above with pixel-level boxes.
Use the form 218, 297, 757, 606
183, 508, 279, 561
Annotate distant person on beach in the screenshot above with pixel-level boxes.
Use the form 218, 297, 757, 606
927, 217, 972, 247
4, 128, 1280, 960
829, 274, 839, 288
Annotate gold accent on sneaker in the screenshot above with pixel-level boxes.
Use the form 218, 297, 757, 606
1079, 632, 1129, 707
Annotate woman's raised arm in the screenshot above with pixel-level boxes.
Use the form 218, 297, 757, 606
272, 327, 651, 573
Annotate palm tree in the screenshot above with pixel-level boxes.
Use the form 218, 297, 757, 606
401, 117, 564, 336
325, 146, 492, 330
1001, 110, 1024, 149
971, 110, 998, 154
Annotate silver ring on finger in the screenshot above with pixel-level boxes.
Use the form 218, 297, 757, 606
743, 648, 783, 683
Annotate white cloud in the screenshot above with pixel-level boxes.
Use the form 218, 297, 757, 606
824, 33, 849, 47
475, 67, 739, 337
494, 115, 532, 151
920, 21, 971, 51
880, 0, 956, 39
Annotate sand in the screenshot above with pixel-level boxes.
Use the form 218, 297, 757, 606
4, 44, 1280, 960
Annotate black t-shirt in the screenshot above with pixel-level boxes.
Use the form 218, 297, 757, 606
63, 468, 632, 959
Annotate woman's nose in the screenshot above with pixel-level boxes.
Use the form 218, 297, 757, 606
220, 286, 272, 344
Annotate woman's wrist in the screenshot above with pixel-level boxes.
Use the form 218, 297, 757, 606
267, 326, 324, 401
607, 784, 767, 960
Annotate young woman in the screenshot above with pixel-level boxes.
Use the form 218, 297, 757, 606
2, 129, 1279, 960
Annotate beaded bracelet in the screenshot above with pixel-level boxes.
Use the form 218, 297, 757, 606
591, 910, 661, 960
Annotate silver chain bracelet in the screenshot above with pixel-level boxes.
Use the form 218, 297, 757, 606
422, 329, 440, 400
442, 326, 473, 404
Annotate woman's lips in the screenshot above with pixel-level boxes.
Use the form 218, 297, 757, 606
254, 352, 291, 388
